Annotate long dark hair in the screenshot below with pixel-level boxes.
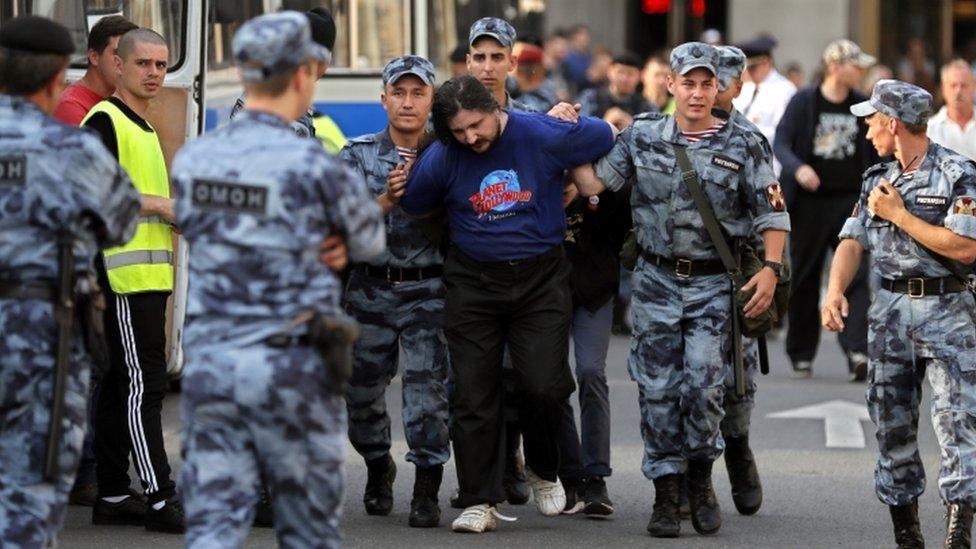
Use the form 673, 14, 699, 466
431, 74, 499, 144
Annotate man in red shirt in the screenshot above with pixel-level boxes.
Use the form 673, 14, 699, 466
53, 15, 137, 125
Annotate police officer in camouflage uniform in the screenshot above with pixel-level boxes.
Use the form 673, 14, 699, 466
824, 79, 976, 549
573, 42, 789, 538
338, 55, 451, 528
711, 44, 767, 516
172, 13, 385, 548
228, 7, 336, 138
0, 16, 141, 547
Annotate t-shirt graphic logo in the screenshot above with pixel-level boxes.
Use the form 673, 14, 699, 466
469, 169, 532, 217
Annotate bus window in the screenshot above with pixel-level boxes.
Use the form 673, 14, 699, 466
18, 0, 186, 70
209, 0, 411, 73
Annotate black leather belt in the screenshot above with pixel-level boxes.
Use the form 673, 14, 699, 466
357, 264, 443, 283
881, 276, 969, 298
641, 251, 727, 278
0, 281, 56, 301
264, 334, 310, 348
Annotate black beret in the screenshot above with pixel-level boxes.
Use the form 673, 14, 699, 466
306, 8, 336, 52
736, 36, 777, 58
0, 15, 74, 55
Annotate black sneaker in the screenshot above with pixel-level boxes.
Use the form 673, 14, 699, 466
145, 497, 186, 534
92, 492, 147, 526
561, 478, 584, 515
582, 477, 613, 517
847, 351, 869, 382
791, 360, 813, 379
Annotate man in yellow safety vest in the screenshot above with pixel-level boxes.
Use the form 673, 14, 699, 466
81, 27, 184, 534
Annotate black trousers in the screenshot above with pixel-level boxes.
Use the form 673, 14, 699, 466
94, 290, 176, 504
444, 246, 576, 507
786, 192, 869, 362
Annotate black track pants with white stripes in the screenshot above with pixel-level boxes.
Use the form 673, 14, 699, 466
94, 291, 176, 505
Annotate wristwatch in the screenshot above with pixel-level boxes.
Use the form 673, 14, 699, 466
763, 260, 784, 278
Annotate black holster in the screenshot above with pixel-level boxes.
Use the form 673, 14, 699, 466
76, 275, 109, 376
306, 313, 360, 396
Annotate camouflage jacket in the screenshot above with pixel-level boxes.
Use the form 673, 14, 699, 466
338, 128, 445, 269
840, 141, 976, 279
594, 111, 791, 261
172, 109, 384, 348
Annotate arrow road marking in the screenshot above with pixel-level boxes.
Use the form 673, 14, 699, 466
767, 399, 872, 449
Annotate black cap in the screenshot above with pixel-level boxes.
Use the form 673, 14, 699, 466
0, 15, 74, 55
612, 51, 643, 70
306, 8, 336, 52
736, 35, 777, 59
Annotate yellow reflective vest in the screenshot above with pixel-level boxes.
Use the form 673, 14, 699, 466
83, 100, 174, 294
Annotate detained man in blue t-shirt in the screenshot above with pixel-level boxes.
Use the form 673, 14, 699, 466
401, 74, 614, 533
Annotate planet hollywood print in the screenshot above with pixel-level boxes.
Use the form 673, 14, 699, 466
469, 169, 532, 219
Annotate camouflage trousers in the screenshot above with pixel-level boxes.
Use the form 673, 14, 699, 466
721, 337, 760, 439
629, 261, 730, 480
181, 344, 346, 549
867, 289, 976, 507
0, 300, 90, 548
343, 271, 450, 467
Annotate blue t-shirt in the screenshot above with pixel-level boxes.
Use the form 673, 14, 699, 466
401, 111, 614, 262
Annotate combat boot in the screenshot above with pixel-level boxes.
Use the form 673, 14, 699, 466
253, 487, 274, 528
888, 501, 924, 548
364, 453, 396, 516
646, 474, 681, 538
724, 434, 763, 515
945, 502, 973, 549
687, 460, 722, 535
409, 465, 443, 528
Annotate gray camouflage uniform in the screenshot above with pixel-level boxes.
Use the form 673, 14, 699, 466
172, 13, 385, 548
0, 94, 140, 547
716, 45, 764, 439
338, 55, 450, 469
593, 43, 791, 480
841, 79, 976, 507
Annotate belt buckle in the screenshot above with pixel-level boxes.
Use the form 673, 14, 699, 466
675, 258, 693, 278
387, 266, 403, 285
907, 278, 925, 298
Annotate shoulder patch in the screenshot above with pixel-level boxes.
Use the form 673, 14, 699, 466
192, 179, 268, 215
0, 156, 27, 187
953, 196, 976, 216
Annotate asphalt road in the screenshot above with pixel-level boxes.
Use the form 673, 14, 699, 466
59, 328, 949, 548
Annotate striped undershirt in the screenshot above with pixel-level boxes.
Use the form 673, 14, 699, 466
682, 119, 727, 143
396, 146, 417, 164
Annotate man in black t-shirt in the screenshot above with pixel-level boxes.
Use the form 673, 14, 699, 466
774, 39, 879, 380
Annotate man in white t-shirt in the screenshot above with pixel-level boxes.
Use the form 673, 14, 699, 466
927, 59, 976, 161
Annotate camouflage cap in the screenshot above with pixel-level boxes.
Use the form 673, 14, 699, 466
382, 55, 436, 87
716, 45, 746, 91
468, 17, 516, 48
670, 42, 719, 76
233, 11, 330, 83
850, 79, 932, 125
822, 39, 875, 68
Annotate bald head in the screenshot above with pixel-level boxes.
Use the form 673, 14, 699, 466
117, 28, 167, 61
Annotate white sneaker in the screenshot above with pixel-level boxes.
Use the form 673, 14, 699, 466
452, 504, 499, 533
525, 468, 566, 516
